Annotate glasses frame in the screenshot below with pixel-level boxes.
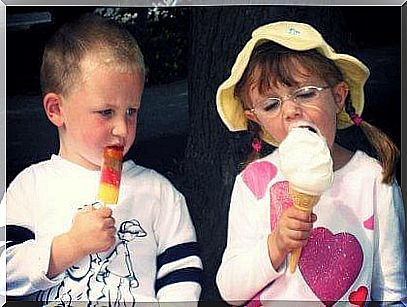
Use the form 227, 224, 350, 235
249, 85, 331, 117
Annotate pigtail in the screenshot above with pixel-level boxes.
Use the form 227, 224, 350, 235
345, 98, 400, 184
241, 121, 264, 170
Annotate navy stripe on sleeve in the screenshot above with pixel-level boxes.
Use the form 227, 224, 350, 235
155, 267, 202, 293
6, 225, 35, 249
156, 241, 200, 271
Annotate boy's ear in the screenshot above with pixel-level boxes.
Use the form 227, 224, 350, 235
43, 93, 64, 127
333, 82, 349, 113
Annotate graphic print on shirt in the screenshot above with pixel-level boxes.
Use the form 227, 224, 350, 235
299, 227, 363, 306
269, 181, 293, 230
36, 254, 94, 305
267, 181, 364, 306
93, 219, 147, 304
349, 285, 368, 306
36, 219, 147, 306
242, 161, 277, 200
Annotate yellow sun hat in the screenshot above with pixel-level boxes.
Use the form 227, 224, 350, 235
216, 21, 370, 145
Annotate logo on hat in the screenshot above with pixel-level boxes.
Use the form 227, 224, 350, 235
288, 28, 301, 35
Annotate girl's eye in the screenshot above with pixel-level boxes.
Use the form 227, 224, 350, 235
126, 108, 138, 116
262, 98, 280, 112
295, 88, 318, 101
98, 109, 113, 117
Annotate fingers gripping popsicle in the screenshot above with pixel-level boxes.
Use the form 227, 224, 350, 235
97, 146, 124, 205
279, 124, 333, 273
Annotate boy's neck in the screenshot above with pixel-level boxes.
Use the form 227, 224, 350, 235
58, 148, 101, 171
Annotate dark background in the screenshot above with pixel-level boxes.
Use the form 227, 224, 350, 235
6, 6, 403, 305
6, 6, 402, 185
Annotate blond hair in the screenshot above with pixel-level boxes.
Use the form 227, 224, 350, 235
40, 13, 145, 97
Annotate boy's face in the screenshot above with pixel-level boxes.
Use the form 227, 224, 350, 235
56, 55, 144, 170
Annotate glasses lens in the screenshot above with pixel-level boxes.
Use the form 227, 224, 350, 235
259, 98, 281, 114
294, 87, 319, 103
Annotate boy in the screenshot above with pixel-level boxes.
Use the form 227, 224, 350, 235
5, 13, 202, 305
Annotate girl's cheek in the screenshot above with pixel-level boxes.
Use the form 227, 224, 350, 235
264, 124, 285, 143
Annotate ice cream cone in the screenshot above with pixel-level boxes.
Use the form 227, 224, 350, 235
288, 184, 320, 273
278, 126, 333, 272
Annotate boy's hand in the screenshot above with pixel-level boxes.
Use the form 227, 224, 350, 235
47, 206, 116, 279
267, 206, 316, 270
68, 206, 116, 257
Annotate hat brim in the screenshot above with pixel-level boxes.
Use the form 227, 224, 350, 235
216, 21, 370, 146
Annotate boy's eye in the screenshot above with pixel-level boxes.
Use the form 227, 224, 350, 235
126, 108, 138, 116
98, 109, 113, 117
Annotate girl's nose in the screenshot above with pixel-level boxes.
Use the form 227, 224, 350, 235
281, 98, 302, 120
112, 116, 128, 138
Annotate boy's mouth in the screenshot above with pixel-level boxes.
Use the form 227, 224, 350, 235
106, 145, 125, 151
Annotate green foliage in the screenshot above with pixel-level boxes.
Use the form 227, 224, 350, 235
95, 7, 189, 86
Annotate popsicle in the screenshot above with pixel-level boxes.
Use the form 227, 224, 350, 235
97, 145, 124, 205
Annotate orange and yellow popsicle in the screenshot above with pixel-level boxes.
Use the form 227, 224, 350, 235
97, 146, 124, 205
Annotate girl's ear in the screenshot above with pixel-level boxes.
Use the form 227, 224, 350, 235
333, 81, 349, 113
43, 93, 65, 127
244, 109, 261, 125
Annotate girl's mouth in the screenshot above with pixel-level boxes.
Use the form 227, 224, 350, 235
298, 125, 317, 134
289, 121, 320, 135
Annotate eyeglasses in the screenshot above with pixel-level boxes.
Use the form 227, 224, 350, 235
249, 85, 330, 118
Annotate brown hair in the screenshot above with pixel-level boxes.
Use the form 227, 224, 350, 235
234, 43, 344, 109
344, 98, 399, 184
235, 42, 399, 184
40, 13, 145, 97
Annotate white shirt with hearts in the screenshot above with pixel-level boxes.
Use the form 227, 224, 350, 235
216, 150, 406, 306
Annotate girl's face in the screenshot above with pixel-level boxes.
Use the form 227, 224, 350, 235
56, 55, 144, 170
244, 64, 348, 150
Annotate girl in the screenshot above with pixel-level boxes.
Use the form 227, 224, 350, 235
215, 21, 406, 306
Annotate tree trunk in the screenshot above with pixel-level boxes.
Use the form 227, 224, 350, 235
183, 6, 349, 303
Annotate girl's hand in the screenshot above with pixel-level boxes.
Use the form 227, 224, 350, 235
67, 206, 116, 257
267, 206, 316, 270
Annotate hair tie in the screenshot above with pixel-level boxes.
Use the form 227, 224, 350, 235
350, 114, 363, 127
251, 138, 262, 153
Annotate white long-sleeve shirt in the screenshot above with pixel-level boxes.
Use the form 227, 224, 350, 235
5, 155, 202, 305
216, 150, 406, 306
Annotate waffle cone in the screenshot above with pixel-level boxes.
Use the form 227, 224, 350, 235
289, 185, 320, 212
288, 184, 321, 273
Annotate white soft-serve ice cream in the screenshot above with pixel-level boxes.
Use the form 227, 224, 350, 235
279, 125, 334, 195
278, 123, 334, 272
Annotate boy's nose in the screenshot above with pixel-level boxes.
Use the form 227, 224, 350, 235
112, 117, 128, 138
281, 98, 302, 120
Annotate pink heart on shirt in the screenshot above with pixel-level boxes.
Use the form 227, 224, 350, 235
242, 161, 277, 200
299, 227, 363, 306
269, 181, 293, 230
363, 215, 374, 230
